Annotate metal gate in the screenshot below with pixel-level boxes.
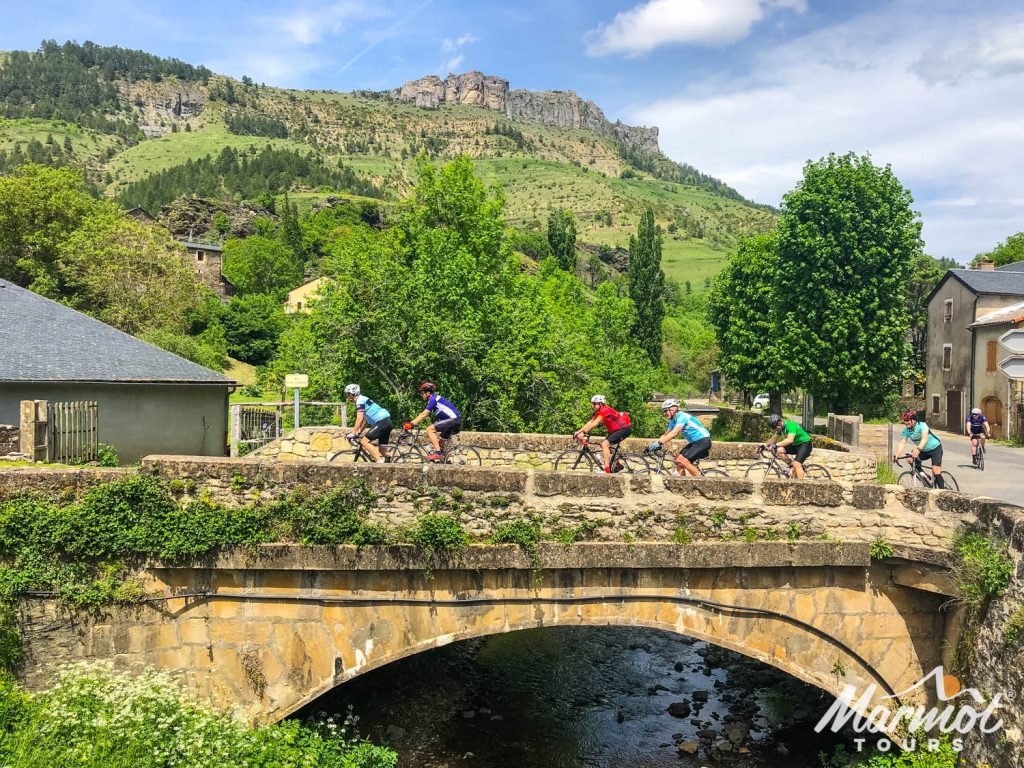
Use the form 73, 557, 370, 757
47, 400, 98, 464
237, 406, 282, 456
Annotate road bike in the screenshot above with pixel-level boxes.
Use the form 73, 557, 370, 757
745, 445, 832, 480
970, 434, 987, 471
328, 432, 412, 463
894, 454, 959, 491
392, 426, 483, 466
639, 445, 729, 477
553, 436, 649, 473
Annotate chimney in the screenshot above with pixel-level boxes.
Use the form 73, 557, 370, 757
980, 259, 995, 271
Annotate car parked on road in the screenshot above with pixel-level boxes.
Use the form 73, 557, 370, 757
752, 393, 770, 409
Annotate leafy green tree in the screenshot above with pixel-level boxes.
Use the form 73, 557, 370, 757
628, 208, 665, 365
773, 152, 921, 412
707, 232, 785, 396
907, 253, 958, 377
280, 192, 304, 260
142, 328, 228, 371
971, 231, 1024, 268
222, 235, 302, 296
546, 209, 577, 272
212, 212, 229, 236
221, 294, 288, 365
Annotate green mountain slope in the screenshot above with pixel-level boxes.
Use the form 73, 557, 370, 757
0, 41, 775, 286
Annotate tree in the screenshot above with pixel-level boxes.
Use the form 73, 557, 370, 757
628, 208, 665, 365
773, 152, 921, 412
907, 253, 958, 379
221, 294, 288, 365
222, 235, 302, 296
971, 232, 1024, 268
546, 209, 577, 272
280, 192, 304, 261
707, 232, 785, 399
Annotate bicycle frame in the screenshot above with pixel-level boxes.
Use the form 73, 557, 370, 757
567, 437, 624, 470
894, 454, 934, 486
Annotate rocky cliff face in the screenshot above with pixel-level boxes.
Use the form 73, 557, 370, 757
392, 71, 659, 154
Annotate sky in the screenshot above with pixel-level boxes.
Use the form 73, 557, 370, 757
1, 0, 1022, 263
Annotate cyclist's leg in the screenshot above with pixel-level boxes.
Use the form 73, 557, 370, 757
424, 421, 443, 453
364, 419, 392, 462
922, 446, 944, 488
678, 437, 711, 477
970, 435, 978, 459
790, 442, 812, 479
605, 426, 630, 472
430, 418, 459, 458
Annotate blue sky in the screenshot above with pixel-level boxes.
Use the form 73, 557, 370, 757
2, 0, 1023, 262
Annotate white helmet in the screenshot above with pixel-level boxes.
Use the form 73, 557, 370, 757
971, 407, 982, 415
590, 394, 607, 405
661, 399, 680, 411
344, 383, 360, 396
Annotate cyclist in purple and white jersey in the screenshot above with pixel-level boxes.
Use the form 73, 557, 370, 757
404, 382, 462, 461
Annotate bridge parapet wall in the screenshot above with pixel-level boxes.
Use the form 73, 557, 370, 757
256, 427, 877, 483
141, 456, 974, 550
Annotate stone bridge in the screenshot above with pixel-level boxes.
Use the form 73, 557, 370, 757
8, 455, 992, 725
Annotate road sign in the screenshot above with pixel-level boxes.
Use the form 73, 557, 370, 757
284, 374, 309, 389
997, 355, 1024, 380
998, 329, 1024, 355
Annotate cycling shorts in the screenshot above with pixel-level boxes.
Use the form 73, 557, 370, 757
680, 437, 711, 463
784, 442, 813, 463
364, 418, 393, 445
919, 445, 943, 466
606, 426, 631, 445
434, 417, 462, 439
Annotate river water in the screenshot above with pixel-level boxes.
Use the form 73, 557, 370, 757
299, 626, 848, 767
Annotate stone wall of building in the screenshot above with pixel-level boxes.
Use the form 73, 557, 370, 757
139, 456, 972, 550
254, 427, 878, 484
0, 425, 19, 456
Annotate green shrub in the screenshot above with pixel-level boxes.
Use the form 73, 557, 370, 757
272, 482, 378, 546
407, 514, 468, 564
671, 525, 693, 544
870, 539, 894, 560
490, 520, 542, 551
552, 520, 596, 544
0, 662, 397, 768
953, 530, 1013, 609
96, 443, 118, 468
1003, 606, 1024, 650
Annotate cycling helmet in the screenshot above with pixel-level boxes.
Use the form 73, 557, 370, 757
971, 407, 983, 415
419, 382, 436, 394
590, 394, 607, 405
767, 414, 782, 428
661, 399, 679, 411
901, 409, 919, 422
344, 383, 360, 396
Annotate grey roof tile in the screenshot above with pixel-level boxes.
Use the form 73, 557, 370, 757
0, 279, 233, 384
948, 269, 1024, 296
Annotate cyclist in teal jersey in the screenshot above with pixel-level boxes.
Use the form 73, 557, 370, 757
344, 383, 392, 463
647, 399, 711, 476
893, 409, 944, 488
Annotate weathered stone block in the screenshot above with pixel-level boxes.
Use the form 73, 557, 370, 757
533, 471, 624, 497
761, 481, 843, 507
852, 484, 886, 509
664, 477, 753, 500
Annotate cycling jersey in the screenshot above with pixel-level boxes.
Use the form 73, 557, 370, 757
967, 415, 988, 435
901, 421, 941, 452
595, 405, 630, 432
355, 395, 390, 426
425, 394, 460, 420
668, 411, 710, 443
783, 420, 811, 446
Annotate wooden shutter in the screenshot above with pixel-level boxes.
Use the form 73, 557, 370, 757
987, 339, 997, 372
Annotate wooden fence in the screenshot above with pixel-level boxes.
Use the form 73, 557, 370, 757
47, 401, 98, 464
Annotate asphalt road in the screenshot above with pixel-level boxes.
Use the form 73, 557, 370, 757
923, 430, 1024, 506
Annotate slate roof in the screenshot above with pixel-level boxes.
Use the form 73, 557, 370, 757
996, 260, 1024, 272
938, 269, 1024, 299
0, 279, 234, 385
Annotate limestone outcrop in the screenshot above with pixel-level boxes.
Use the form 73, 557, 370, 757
392, 71, 660, 154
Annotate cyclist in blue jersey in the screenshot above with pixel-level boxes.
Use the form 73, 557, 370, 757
647, 399, 712, 476
965, 407, 991, 465
893, 409, 944, 488
345, 384, 392, 463
405, 382, 462, 461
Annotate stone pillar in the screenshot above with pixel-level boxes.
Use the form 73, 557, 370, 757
19, 400, 49, 463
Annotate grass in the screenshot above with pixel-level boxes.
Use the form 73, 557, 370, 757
224, 357, 257, 386
0, 118, 122, 165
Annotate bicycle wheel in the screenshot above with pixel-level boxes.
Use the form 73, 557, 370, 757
615, 454, 651, 474
554, 449, 600, 471
938, 472, 959, 492
745, 461, 781, 479
898, 471, 923, 489
802, 464, 832, 480
977, 446, 985, 472
388, 444, 425, 464
445, 445, 482, 466
701, 468, 730, 478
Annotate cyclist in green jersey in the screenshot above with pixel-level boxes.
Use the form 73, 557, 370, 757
893, 409, 944, 488
762, 414, 813, 479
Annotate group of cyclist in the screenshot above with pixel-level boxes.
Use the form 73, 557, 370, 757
890, 405, 992, 487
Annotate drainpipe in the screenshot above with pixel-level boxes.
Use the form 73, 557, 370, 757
969, 297, 978, 415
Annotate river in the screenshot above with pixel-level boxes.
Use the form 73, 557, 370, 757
298, 626, 849, 767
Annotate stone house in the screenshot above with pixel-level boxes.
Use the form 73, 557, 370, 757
925, 260, 1024, 436
185, 237, 235, 301
0, 279, 235, 463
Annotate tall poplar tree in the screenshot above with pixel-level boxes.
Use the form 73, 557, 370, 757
628, 207, 665, 365
547, 209, 577, 273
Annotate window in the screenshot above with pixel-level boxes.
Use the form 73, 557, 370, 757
197, 252, 204, 262
987, 339, 997, 372
944, 299, 953, 322
942, 344, 952, 370
932, 394, 940, 414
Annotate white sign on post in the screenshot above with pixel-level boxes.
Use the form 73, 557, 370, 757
284, 374, 309, 429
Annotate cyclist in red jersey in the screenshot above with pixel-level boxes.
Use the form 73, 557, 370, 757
573, 394, 632, 473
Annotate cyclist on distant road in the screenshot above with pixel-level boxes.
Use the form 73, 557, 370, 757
404, 382, 462, 461
965, 407, 991, 466
344, 383, 392, 463
893, 409, 944, 488
647, 399, 711, 476
761, 414, 812, 479
574, 394, 632, 473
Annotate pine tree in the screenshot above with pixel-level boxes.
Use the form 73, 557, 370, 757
280, 192, 304, 261
628, 208, 665, 365
546, 209, 577, 272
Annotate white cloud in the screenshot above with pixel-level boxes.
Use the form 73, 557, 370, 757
585, 0, 806, 57
626, 6, 1024, 261
439, 32, 476, 74
267, 2, 382, 46
913, 22, 1024, 84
